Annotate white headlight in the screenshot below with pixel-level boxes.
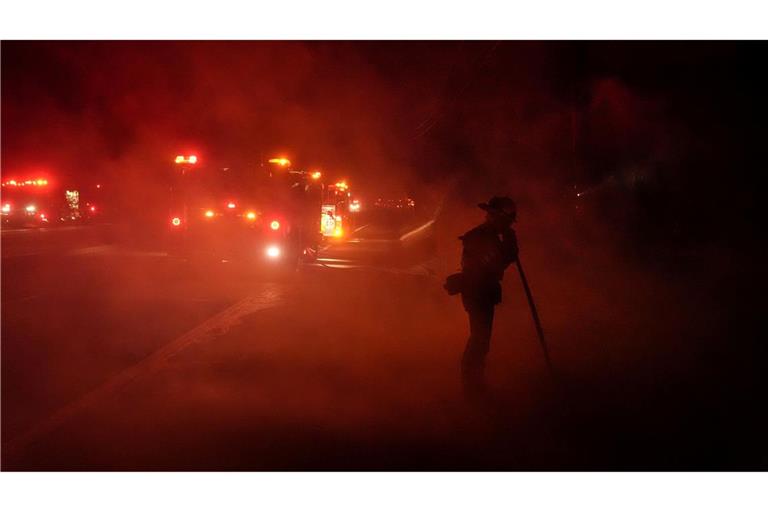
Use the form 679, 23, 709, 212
265, 245, 281, 259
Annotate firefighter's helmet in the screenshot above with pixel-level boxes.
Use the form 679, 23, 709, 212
478, 196, 516, 219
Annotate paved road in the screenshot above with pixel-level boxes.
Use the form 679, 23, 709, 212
2, 220, 763, 470
2, 220, 491, 470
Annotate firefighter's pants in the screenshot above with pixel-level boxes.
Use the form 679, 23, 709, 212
461, 303, 495, 392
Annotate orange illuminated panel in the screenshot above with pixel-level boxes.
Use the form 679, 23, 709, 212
321, 205, 338, 237
332, 215, 344, 237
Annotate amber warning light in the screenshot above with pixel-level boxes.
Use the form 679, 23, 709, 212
175, 155, 198, 164
268, 158, 291, 167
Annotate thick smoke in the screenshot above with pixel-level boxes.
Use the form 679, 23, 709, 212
3, 42, 764, 469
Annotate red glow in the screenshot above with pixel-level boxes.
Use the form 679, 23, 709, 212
270, 220, 280, 230
227, 202, 236, 209
90, 206, 96, 212
171, 217, 182, 226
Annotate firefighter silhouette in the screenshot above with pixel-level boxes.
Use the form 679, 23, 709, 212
447, 196, 518, 396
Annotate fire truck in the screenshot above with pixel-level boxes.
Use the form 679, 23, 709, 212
166, 155, 322, 267
1, 178, 54, 227
1, 177, 106, 228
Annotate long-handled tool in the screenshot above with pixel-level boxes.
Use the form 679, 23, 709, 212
515, 256, 554, 375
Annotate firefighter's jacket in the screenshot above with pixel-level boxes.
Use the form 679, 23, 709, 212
460, 223, 518, 307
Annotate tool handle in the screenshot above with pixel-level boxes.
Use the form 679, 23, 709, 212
516, 257, 553, 374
